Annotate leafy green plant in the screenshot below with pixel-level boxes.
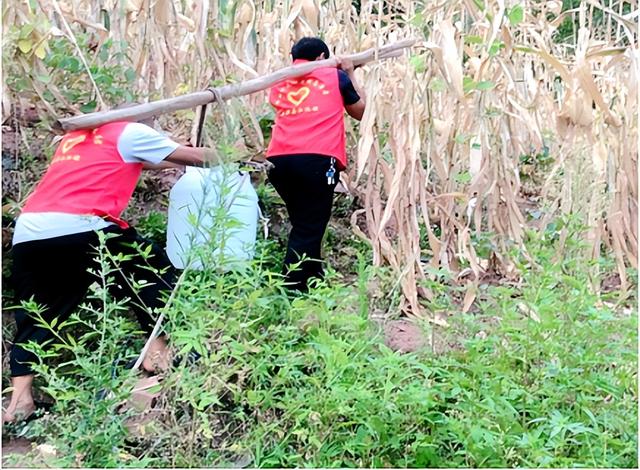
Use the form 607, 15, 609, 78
4, 216, 637, 468
136, 211, 169, 246
3, 231, 157, 467
5, 27, 136, 114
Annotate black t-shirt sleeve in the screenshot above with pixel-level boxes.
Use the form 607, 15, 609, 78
338, 70, 361, 106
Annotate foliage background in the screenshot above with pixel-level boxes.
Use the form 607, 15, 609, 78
1, 0, 638, 467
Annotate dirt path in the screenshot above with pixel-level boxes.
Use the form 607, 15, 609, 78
2, 437, 32, 468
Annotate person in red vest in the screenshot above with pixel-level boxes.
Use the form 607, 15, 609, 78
3, 117, 221, 423
266, 37, 366, 291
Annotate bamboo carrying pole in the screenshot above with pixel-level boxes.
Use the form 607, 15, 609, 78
56, 39, 416, 131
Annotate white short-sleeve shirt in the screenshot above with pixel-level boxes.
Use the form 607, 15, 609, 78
13, 123, 180, 245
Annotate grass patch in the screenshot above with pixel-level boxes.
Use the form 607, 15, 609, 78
3, 232, 637, 468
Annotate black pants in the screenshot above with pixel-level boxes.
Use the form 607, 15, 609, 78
9, 226, 176, 377
267, 154, 339, 291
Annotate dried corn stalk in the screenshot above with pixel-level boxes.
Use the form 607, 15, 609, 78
3, 0, 637, 317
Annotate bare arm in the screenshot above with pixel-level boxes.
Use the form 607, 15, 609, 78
163, 145, 241, 167
338, 57, 367, 121
345, 97, 366, 121
142, 160, 185, 171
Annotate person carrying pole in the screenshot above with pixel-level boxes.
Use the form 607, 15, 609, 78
266, 37, 366, 292
3, 114, 224, 423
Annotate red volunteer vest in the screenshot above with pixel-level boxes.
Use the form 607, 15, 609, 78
266, 60, 347, 169
22, 121, 142, 228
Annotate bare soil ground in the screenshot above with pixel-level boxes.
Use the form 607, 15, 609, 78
2, 437, 33, 468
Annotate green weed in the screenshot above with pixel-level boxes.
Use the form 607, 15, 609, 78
2, 211, 636, 468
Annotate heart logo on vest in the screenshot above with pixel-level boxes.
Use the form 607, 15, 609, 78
61, 134, 87, 154
287, 87, 310, 107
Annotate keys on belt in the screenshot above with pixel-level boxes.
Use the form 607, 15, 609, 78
326, 158, 336, 185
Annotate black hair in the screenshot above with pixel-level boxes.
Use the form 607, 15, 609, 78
291, 37, 330, 61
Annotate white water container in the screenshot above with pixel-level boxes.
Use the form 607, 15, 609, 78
166, 166, 259, 270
